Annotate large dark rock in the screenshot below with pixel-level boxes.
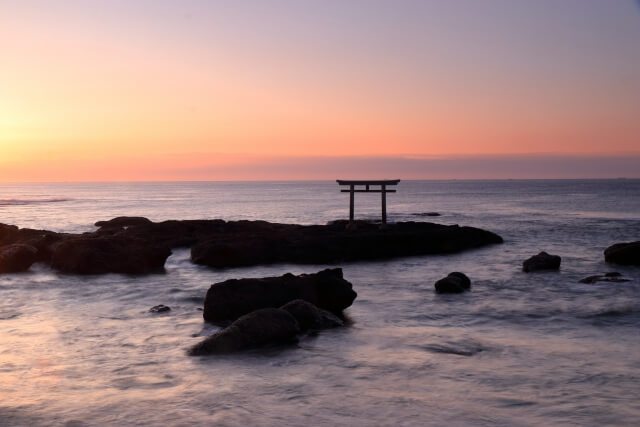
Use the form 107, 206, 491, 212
0, 224, 20, 246
523, 251, 561, 272
280, 299, 344, 331
50, 237, 171, 275
188, 308, 300, 355
191, 220, 503, 268
434, 272, 471, 293
203, 268, 357, 323
0, 218, 503, 275
604, 241, 640, 266
0, 244, 38, 273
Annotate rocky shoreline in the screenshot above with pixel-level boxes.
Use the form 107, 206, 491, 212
0, 217, 504, 275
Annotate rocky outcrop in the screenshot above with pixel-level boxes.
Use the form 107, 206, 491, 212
50, 237, 171, 275
149, 304, 171, 313
281, 299, 344, 331
0, 217, 503, 275
188, 308, 300, 355
604, 241, 640, 266
203, 268, 356, 323
191, 220, 502, 268
0, 244, 38, 273
523, 251, 561, 272
434, 272, 471, 293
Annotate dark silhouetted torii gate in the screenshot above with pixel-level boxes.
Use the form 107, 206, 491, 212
336, 179, 400, 225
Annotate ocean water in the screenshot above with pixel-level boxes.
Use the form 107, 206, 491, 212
1, 179, 639, 426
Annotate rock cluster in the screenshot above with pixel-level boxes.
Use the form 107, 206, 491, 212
0, 217, 503, 275
189, 269, 354, 355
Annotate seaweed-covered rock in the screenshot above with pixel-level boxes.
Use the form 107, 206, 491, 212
604, 241, 640, 266
0, 244, 38, 273
188, 308, 299, 355
523, 251, 561, 272
434, 272, 471, 294
280, 299, 343, 331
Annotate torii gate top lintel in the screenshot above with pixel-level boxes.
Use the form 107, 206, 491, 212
336, 179, 400, 224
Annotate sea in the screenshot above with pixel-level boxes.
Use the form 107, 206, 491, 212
1, 179, 639, 426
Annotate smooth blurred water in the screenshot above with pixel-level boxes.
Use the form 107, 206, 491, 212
1, 180, 639, 426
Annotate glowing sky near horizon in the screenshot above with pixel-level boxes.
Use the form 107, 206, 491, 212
1, 0, 639, 181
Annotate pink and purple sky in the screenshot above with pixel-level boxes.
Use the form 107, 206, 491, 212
1, 0, 639, 181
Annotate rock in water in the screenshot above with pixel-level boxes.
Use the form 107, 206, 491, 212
604, 241, 640, 266
579, 274, 630, 284
280, 299, 344, 331
188, 308, 300, 355
522, 251, 561, 272
149, 304, 171, 313
203, 268, 357, 323
0, 244, 38, 273
434, 272, 471, 293
95, 216, 153, 228
50, 237, 171, 275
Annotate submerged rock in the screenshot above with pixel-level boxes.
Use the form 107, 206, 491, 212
434, 272, 471, 294
280, 299, 344, 331
522, 251, 561, 272
0, 244, 38, 273
149, 304, 171, 313
604, 241, 640, 266
188, 308, 299, 355
579, 274, 630, 284
203, 268, 357, 323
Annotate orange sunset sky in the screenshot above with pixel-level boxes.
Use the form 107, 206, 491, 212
1, 0, 639, 181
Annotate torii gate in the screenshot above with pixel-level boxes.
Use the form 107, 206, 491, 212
336, 179, 400, 225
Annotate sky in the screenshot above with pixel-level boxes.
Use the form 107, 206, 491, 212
1, 0, 639, 181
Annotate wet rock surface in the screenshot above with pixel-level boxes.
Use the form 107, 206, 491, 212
604, 241, 640, 266
0, 217, 503, 274
280, 299, 344, 331
435, 272, 471, 294
203, 268, 356, 323
188, 308, 300, 355
0, 244, 38, 273
523, 251, 561, 272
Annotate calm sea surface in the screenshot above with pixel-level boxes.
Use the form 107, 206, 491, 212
1, 180, 639, 426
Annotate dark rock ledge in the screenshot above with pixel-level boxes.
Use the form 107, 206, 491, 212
0, 217, 503, 275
